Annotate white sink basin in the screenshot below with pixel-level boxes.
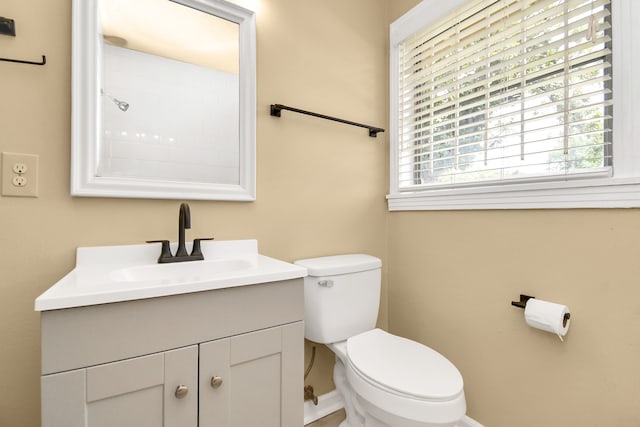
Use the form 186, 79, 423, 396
35, 239, 307, 311
111, 258, 254, 283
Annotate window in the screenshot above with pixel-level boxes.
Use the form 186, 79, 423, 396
389, 0, 640, 210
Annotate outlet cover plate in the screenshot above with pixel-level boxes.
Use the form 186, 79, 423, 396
2, 152, 38, 197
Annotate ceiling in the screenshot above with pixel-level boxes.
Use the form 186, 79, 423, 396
101, 0, 240, 73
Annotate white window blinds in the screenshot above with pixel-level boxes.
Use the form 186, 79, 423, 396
396, 0, 612, 191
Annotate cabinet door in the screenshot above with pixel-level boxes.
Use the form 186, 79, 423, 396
199, 322, 303, 427
42, 346, 198, 427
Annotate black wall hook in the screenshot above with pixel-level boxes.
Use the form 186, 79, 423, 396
0, 54, 46, 66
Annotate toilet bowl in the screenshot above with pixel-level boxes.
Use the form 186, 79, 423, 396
295, 254, 466, 427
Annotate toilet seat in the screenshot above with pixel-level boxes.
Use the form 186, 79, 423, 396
344, 329, 466, 424
346, 329, 464, 401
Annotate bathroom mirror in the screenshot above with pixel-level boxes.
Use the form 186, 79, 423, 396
71, 0, 256, 200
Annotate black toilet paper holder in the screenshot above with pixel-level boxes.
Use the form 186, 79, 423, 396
511, 294, 535, 309
511, 294, 571, 327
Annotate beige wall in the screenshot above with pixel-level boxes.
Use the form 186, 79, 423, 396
385, 2, 640, 426
0, 0, 388, 424
3, 0, 638, 426
388, 209, 640, 426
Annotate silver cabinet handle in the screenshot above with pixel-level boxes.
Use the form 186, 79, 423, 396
175, 385, 189, 399
210, 376, 223, 388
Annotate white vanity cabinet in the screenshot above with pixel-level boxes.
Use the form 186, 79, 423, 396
40, 279, 304, 427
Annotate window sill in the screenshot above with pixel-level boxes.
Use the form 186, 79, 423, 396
387, 177, 640, 210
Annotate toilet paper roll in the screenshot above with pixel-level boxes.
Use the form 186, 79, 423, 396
524, 298, 571, 341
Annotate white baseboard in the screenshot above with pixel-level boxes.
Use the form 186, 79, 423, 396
304, 390, 345, 425
303, 390, 483, 427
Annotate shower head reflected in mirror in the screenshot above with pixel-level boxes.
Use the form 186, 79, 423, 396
101, 89, 130, 112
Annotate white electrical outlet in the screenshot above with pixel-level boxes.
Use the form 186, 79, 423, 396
13, 163, 28, 174
12, 176, 27, 187
2, 152, 39, 197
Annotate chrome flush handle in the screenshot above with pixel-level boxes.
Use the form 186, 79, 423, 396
318, 280, 333, 287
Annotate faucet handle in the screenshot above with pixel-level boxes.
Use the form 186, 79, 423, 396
191, 237, 214, 258
146, 240, 173, 262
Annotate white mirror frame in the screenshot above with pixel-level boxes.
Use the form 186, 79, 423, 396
71, 0, 256, 201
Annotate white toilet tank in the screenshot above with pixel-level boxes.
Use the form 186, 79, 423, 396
294, 254, 382, 344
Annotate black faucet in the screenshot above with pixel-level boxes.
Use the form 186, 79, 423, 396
176, 202, 191, 258
147, 202, 214, 263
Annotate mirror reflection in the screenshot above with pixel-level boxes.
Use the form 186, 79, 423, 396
99, 0, 241, 184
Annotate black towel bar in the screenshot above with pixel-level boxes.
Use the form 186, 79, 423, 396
0, 54, 46, 66
270, 103, 385, 138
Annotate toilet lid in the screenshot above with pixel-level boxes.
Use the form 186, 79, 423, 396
346, 329, 463, 401
294, 254, 381, 276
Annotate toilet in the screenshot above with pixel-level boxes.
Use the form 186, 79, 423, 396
295, 254, 466, 427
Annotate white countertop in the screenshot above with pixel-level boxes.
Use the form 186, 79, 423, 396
35, 240, 307, 311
